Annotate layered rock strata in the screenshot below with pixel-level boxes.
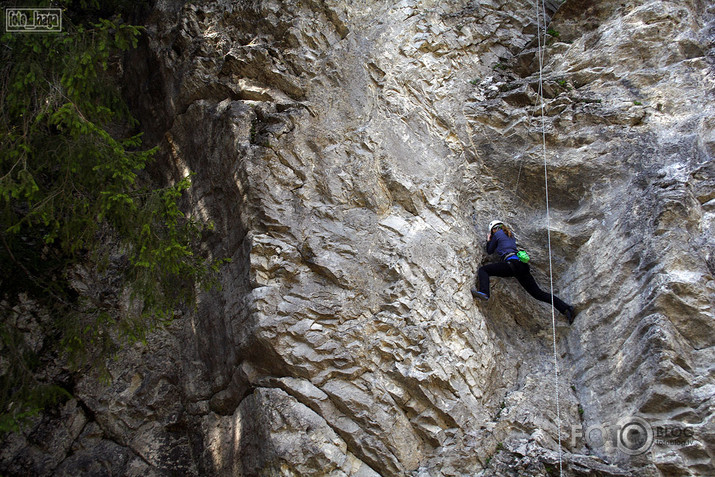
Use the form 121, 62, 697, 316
2, 0, 713, 476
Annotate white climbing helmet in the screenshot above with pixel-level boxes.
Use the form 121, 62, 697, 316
489, 219, 504, 231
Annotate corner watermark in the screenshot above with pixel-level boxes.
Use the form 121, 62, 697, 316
5, 7, 62, 33
570, 416, 695, 456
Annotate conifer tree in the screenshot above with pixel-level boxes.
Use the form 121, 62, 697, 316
0, 1, 224, 431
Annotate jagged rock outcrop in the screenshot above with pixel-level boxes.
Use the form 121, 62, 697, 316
2, 0, 714, 476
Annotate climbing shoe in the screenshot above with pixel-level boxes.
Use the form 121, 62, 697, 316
471, 287, 489, 301
564, 306, 577, 325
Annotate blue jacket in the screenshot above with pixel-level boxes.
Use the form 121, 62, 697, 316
486, 229, 518, 259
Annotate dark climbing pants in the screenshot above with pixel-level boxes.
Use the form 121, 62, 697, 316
477, 260, 570, 314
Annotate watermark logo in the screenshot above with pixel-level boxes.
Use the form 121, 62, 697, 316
616, 416, 653, 455
571, 416, 694, 456
5, 7, 62, 33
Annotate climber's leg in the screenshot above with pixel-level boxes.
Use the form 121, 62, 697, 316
513, 263, 569, 314
477, 262, 515, 298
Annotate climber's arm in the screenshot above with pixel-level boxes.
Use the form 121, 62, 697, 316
485, 232, 497, 255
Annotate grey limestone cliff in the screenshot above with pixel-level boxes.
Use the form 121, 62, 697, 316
2, 0, 714, 476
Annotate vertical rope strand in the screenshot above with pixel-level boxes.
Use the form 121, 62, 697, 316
535, 1, 563, 475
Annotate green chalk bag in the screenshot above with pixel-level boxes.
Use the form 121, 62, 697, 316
517, 250, 530, 263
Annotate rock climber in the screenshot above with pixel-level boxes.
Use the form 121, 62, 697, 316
471, 220, 576, 324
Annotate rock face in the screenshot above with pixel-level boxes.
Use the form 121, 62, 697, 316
2, 0, 714, 476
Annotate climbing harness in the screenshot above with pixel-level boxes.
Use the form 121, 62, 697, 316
535, 0, 564, 474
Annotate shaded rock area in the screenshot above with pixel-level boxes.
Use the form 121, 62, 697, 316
2, 0, 714, 476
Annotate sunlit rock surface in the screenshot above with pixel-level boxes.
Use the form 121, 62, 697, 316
2, 0, 713, 476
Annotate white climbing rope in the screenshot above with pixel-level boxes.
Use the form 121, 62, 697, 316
534, 0, 564, 475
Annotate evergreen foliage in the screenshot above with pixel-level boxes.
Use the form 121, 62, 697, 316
0, 1, 224, 431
